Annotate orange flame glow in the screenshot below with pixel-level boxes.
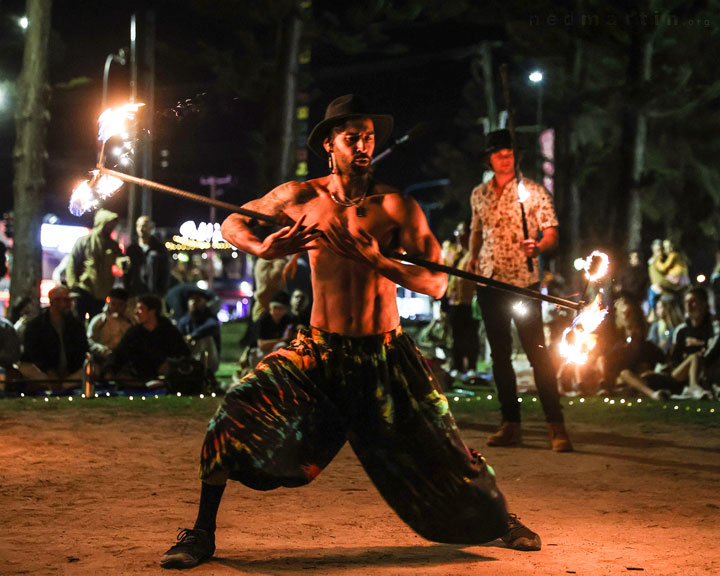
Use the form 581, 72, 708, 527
558, 294, 608, 365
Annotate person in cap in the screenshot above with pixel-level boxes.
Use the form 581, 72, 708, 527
467, 129, 572, 451
177, 288, 222, 374
161, 96, 541, 570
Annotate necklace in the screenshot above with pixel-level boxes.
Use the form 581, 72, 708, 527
328, 182, 370, 217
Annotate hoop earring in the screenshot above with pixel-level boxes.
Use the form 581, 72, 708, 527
328, 152, 335, 174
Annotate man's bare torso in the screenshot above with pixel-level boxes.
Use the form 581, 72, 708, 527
281, 178, 404, 336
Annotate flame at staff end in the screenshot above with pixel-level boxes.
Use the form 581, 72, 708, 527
558, 294, 609, 365
98, 103, 145, 143
69, 170, 124, 216
517, 178, 529, 203
585, 250, 609, 282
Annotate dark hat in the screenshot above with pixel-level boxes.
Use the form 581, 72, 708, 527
269, 291, 290, 308
484, 129, 514, 155
306, 94, 394, 159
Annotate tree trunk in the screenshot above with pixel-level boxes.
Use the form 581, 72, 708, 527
266, 6, 302, 189
619, 17, 653, 251
567, 23, 584, 262
11, 0, 52, 313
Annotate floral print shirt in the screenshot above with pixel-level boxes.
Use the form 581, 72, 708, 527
470, 176, 558, 288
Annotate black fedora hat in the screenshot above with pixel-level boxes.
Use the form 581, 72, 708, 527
484, 128, 515, 155
306, 94, 394, 159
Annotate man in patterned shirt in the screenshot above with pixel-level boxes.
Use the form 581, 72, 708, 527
467, 129, 572, 452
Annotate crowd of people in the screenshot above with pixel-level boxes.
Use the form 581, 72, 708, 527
430, 223, 720, 405
0, 212, 221, 396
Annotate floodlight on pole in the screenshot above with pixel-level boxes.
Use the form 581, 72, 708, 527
18, 16, 29, 30
528, 70, 544, 179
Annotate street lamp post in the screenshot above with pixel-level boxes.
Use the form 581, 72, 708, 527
529, 70, 543, 180
102, 49, 127, 111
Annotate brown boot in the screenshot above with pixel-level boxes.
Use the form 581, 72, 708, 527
548, 422, 573, 452
487, 422, 522, 446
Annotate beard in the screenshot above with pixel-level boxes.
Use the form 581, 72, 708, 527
337, 154, 373, 184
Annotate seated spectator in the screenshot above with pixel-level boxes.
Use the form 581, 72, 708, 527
9, 296, 33, 344
607, 296, 672, 401
177, 289, 221, 374
165, 283, 220, 323
288, 288, 311, 331
104, 294, 191, 387
255, 291, 294, 357
18, 286, 88, 391
0, 315, 21, 371
647, 298, 675, 357
87, 287, 133, 371
234, 291, 293, 382
665, 287, 717, 399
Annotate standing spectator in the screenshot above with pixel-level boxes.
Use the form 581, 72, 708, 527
19, 286, 88, 389
66, 209, 124, 322
125, 216, 170, 299
616, 250, 649, 309
87, 287, 133, 372
178, 289, 221, 375
467, 128, 572, 451
251, 255, 290, 322
255, 291, 294, 357
658, 239, 690, 290
105, 294, 191, 386
445, 221, 479, 379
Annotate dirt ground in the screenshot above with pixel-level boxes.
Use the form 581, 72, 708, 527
1, 401, 719, 576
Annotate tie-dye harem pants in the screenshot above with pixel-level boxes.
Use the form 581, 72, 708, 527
200, 326, 509, 544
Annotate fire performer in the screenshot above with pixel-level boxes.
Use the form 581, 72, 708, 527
161, 95, 541, 569
468, 129, 572, 451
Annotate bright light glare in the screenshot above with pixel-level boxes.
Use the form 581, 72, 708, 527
0, 85, 6, 109
697, 274, 706, 284
573, 258, 586, 271
512, 301, 527, 316
529, 70, 543, 83
19, 16, 29, 29
517, 180, 529, 203
584, 250, 610, 282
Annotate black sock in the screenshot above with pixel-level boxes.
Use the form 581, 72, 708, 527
193, 482, 226, 534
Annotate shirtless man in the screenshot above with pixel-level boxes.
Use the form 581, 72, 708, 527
161, 95, 540, 569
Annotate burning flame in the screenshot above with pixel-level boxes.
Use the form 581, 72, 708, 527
68, 170, 124, 216
517, 179, 529, 203
98, 103, 144, 143
584, 250, 609, 282
558, 294, 608, 365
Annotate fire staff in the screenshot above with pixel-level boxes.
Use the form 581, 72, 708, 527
160, 95, 542, 570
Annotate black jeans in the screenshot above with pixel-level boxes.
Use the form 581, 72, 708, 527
476, 284, 563, 423
447, 303, 479, 373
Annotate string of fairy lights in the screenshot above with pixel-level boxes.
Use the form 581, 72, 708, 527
11, 390, 717, 414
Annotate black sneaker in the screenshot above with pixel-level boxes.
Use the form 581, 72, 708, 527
161, 528, 215, 569
501, 513, 542, 551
